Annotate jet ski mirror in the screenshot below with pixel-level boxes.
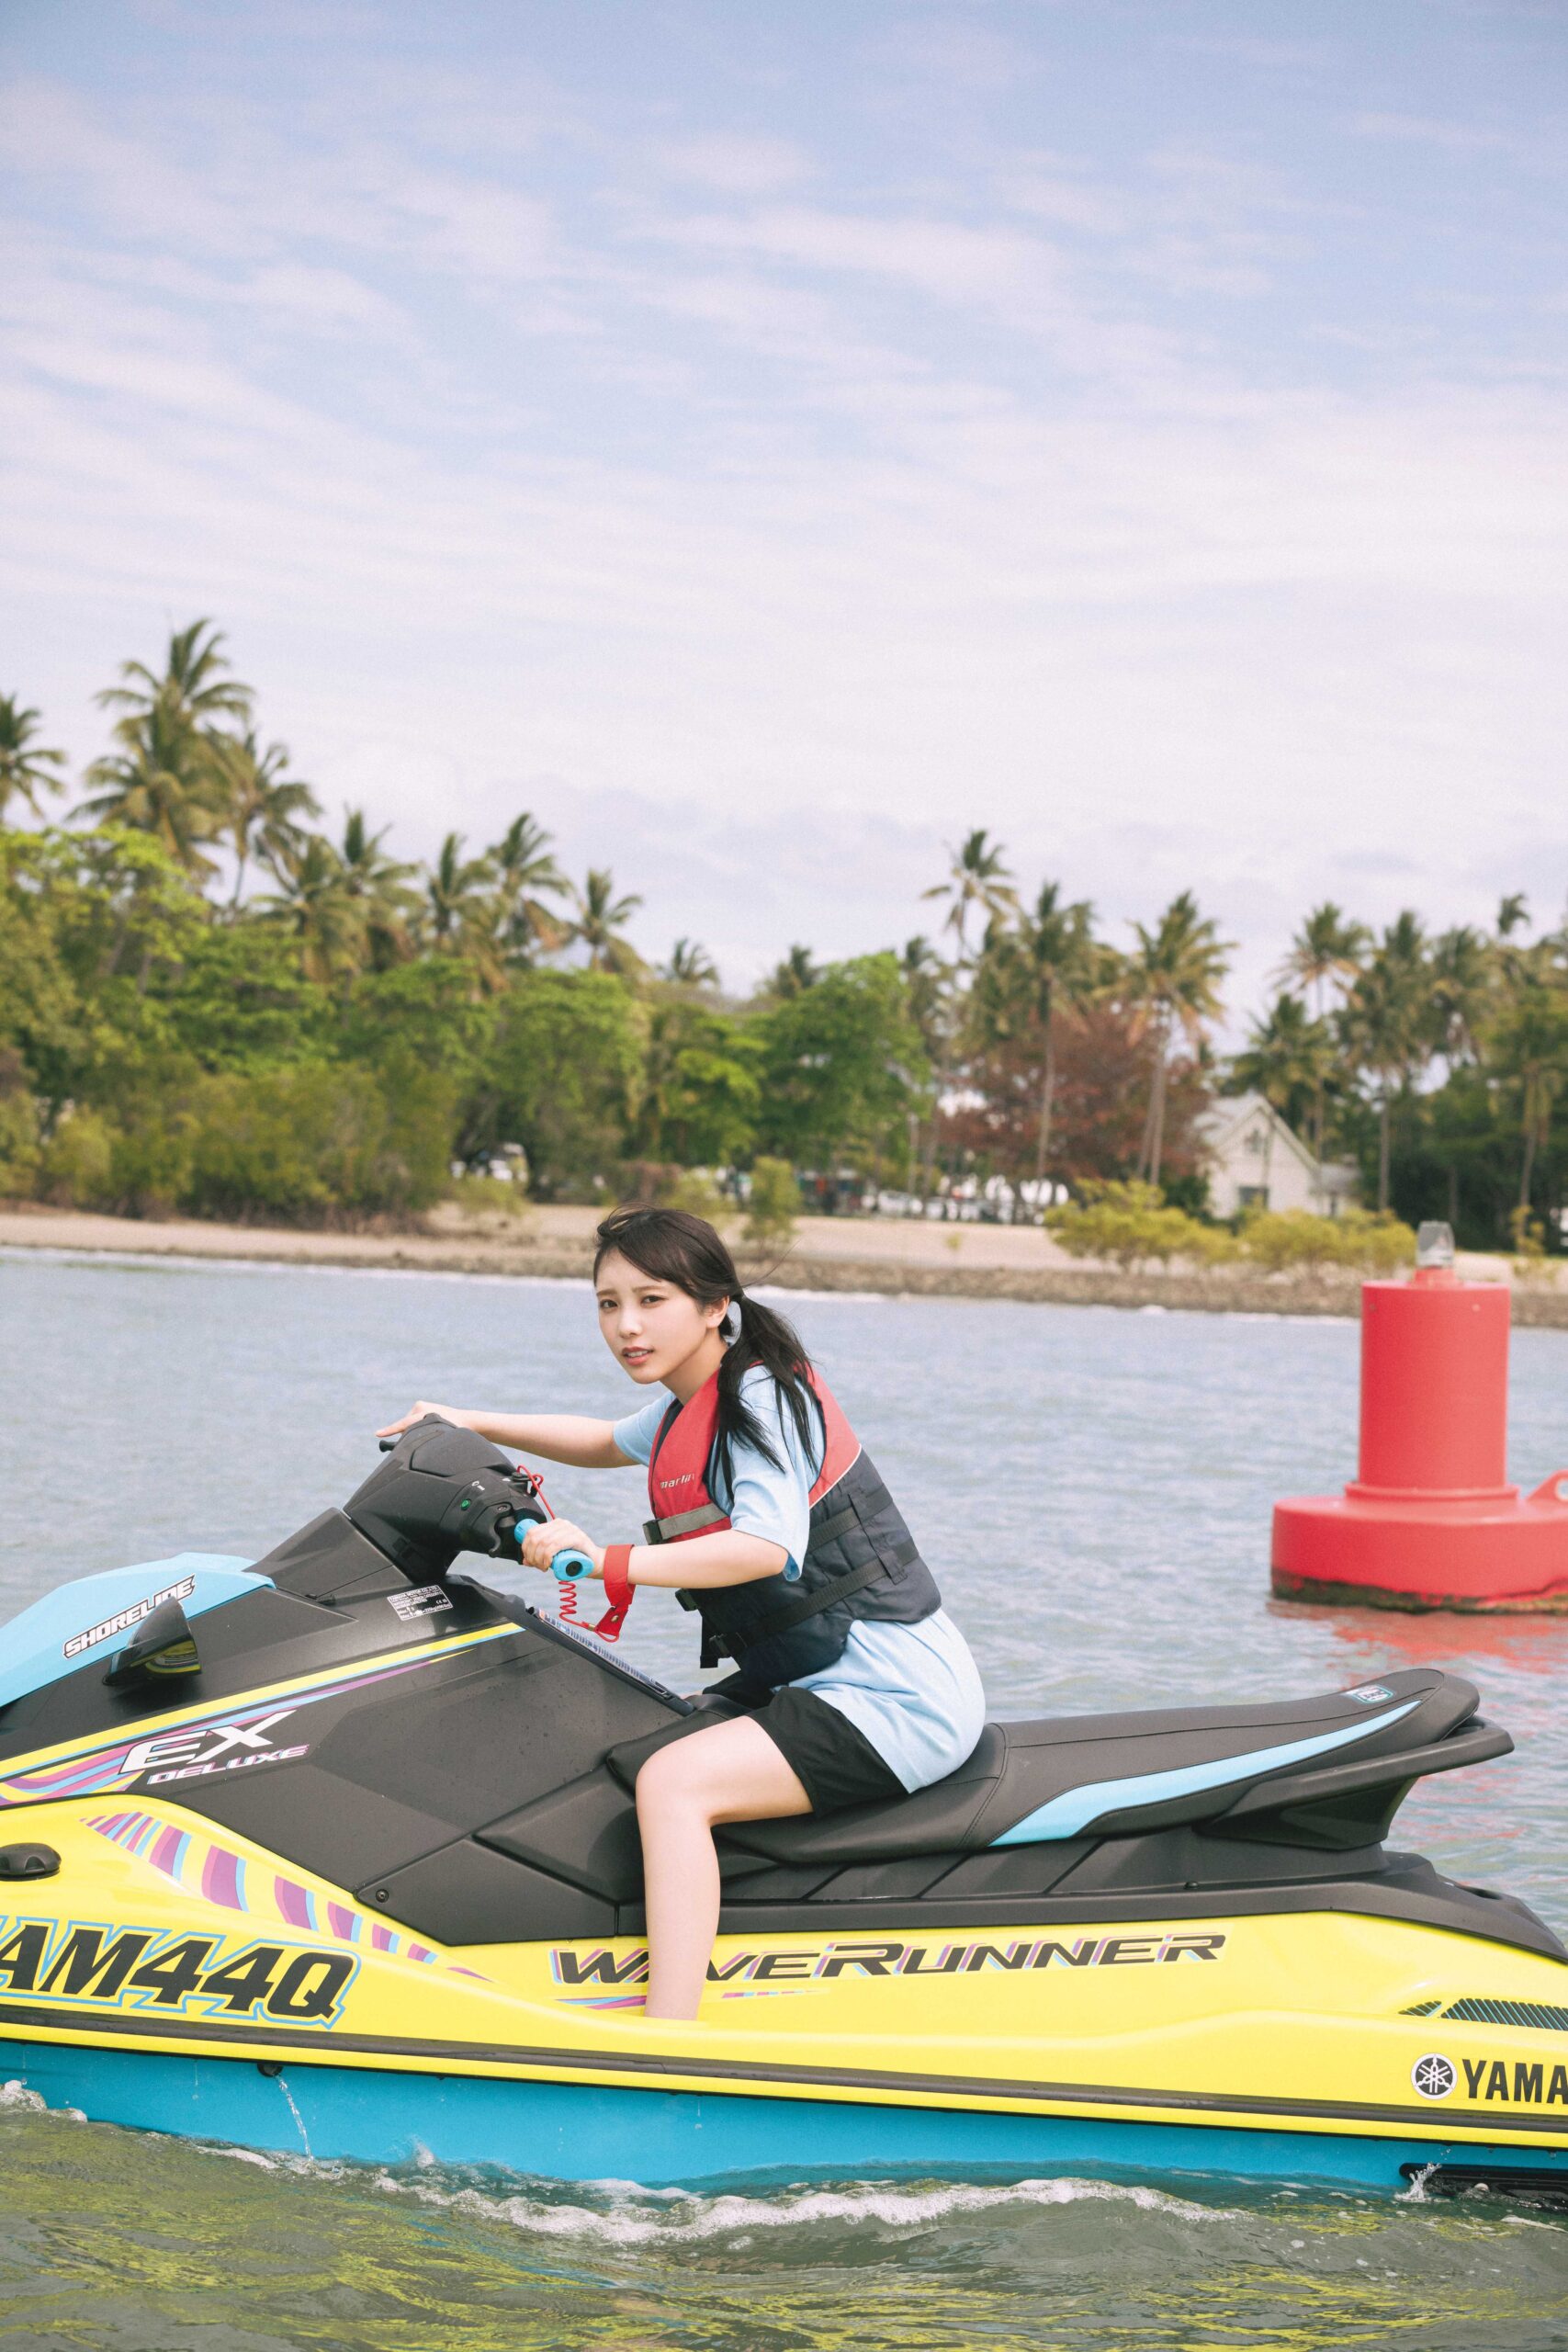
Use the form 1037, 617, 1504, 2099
345, 1415, 548, 1583
105, 1595, 201, 1686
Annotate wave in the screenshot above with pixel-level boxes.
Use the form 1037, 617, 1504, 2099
190, 2139, 1235, 2242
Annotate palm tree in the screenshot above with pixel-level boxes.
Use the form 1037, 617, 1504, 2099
922, 828, 1017, 969
1015, 882, 1096, 1186
919, 831, 1016, 1196
1428, 925, 1494, 1069
766, 944, 818, 1001
97, 617, 253, 736
1489, 978, 1568, 1215
898, 934, 943, 1057
0, 695, 67, 820
262, 836, 364, 985
1125, 891, 1232, 1187
491, 812, 567, 960
1229, 994, 1336, 1138
338, 808, 420, 967
79, 686, 225, 876
81, 619, 254, 878
1272, 903, 1370, 1021
570, 868, 644, 976
1339, 915, 1430, 1212
662, 937, 718, 987
423, 837, 495, 945
217, 732, 319, 911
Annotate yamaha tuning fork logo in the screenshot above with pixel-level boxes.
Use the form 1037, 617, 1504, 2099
1412, 2052, 1456, 2099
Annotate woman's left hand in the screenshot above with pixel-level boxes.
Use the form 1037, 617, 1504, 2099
519, 1519, 605, 1578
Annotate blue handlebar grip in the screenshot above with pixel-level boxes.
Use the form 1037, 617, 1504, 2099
550, 1548, 594, 1581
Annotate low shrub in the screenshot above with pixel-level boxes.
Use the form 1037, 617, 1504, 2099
1333, 1210, 1416, 1274
1046, 1180, 1230, 1270
661, 1169, 735, 1228
38, 1107, 115, 1208
745, 1157, 800, 1247
0, 1089, 41, 1198
1237, 1209, 1348, 1276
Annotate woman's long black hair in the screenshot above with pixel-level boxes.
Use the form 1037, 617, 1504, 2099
592, 1206, 821, 1497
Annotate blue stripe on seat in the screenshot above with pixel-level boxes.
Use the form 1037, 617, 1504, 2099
990, 1700, 1420, 1845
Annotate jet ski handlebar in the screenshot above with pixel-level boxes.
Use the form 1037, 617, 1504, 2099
350, 1415, 560, 1578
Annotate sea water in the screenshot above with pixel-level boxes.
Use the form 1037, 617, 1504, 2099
2, 1247, 1566, 2349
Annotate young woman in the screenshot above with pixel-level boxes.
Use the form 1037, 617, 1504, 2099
378, 1205, 985, 2020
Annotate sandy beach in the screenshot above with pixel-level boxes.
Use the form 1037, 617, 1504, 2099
3, 1201, 1556, 1323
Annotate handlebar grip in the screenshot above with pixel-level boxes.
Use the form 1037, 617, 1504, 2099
550, 1548, 595, 1581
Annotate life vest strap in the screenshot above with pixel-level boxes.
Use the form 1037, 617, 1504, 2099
643, 1500, 729, 1544
687, 1554, 897, 1665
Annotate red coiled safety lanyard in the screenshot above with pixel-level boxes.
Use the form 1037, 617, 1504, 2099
522, 1468, 637, 1644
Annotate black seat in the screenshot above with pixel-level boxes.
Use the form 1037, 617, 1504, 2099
715, 1668, 1483, 1869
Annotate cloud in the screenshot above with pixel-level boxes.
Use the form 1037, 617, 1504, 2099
3, 31, 1565, 1024
654, 134, 811, 196
1348, 111, 1509, 153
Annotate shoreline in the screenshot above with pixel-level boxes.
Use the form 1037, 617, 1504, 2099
5, 1204, 1565, 1326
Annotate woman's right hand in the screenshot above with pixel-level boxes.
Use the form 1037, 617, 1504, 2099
376, 1401, 468, 1441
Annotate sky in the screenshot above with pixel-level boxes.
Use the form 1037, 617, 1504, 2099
3, 0, 1566, 1023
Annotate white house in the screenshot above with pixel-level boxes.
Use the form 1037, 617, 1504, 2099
1196, 1093, 1358, 1220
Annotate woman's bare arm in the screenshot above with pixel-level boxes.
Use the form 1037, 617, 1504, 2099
376, 1402, 632, 1470
626, 1529, 787, 1589
519, 1518, 787, 1588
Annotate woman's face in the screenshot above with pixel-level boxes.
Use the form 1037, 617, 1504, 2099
594, 1250, 728, 1386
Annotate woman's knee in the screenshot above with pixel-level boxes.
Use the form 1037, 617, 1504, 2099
635, 1737, 720, 1820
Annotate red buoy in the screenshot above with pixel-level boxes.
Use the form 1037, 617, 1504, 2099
1272, 1249, 1568, 1613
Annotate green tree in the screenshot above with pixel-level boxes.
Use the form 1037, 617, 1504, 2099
1489, 978, 1568, 1214
218, 731, 319, 911
338, 808, 419, 968
485, 968, 644, 1195
491, 812, 567, 961
1340, 914, 1430, 1213
424, 832, 503, 987
764, 944, 818, 1001
0, 695, 67, 820
635, 996, 759, 1165
919, 829, 1016, 1194
80, 620, 253, 876
1272, 902, 1370, 1018
972, 881, 1098, 1188
1428, 924, 1495, 1069
755, 952, 927, 1175
570, 868, 644, 977
1125, 891, 1232, 1187
1228, 993, 1336, 1139
152, 923, 333, 1072
0, 825, 209, 1113
662, 937, 718, 988
262, 835, 366, 986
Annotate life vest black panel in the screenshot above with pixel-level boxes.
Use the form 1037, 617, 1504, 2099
643, 1368, 941, 1687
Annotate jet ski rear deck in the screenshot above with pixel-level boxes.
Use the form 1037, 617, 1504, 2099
2, 1421, 1564, 2198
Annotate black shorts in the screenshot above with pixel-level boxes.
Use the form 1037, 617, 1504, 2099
748, 1684, 906, 1815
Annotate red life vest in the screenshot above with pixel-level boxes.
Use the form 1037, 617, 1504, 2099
644, 1367, 859, 1542
644, 1366, 940, 1686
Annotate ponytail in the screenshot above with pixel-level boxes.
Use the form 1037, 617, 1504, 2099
592, 1205, 820, 1495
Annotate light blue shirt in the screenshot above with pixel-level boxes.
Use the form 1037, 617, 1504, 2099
614, 1364, 816, 1575
614, 1367, 986, 1793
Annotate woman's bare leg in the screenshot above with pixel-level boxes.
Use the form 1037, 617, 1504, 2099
636, 1718, 811, 2020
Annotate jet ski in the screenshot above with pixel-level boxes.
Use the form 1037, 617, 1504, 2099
2, 1418, 1565, 2200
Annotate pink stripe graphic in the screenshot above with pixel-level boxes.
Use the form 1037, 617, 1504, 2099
201, 1845, 243, 1909
150, 1825, 185, 1875
276, 1877, 313, 1930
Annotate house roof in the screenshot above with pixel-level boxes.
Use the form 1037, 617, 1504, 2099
1195, 1091, 1320, 1177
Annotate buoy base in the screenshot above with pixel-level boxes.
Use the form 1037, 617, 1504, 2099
1271, 1476, 1568, 1615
